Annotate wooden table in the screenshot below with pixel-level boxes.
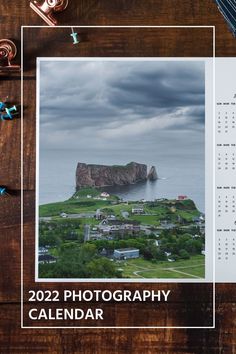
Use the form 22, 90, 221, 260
0, 1, 236, 352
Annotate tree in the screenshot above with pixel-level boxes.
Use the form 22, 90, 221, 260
178, 249, 190, 260
86, 258, 121, 278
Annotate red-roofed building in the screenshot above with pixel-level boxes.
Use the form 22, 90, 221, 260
178, 195, 188, 200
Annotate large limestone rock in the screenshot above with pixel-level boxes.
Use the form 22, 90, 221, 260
76, 162, 148, 189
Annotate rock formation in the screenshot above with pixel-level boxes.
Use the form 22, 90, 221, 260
147, 166, 158, 181
76, 162, 148, 189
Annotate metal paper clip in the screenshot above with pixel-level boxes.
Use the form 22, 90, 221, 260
30, 0, 69, 26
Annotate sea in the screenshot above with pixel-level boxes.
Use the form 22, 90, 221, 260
39, 149, 205, 212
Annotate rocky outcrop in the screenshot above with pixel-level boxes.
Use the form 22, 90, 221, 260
147, 166, 158, 181
76, 162, 148, 189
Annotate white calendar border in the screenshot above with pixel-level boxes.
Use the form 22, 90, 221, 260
21, 25, 215, 329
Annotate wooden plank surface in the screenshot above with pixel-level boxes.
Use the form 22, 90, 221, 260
0, 0, 236, 352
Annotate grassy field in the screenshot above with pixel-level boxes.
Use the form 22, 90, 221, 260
118, 255, 205, 279
39, 188, 201, 227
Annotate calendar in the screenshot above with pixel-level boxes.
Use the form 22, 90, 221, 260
216, 58, 236, 282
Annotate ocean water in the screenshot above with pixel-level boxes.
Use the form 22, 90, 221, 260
39, 149, 205, 212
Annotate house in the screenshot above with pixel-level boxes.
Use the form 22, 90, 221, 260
100, 248, 108, 256
113, 248, 140, 260
38, 255, 56, 264
60, 212, 68, 218
132, 206, 144, 214
87, 194, 92, 199
178, 195, 188, 200
90, 232, 102, 240
107, 215, 116, 221
38, 247, 48, 256
161, 221, 175, 230
100, 192, 110, 198
96, 209, 104, 220
165, 251, 172, 257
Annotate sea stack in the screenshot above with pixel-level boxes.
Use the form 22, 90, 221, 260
147, 166, 158, 181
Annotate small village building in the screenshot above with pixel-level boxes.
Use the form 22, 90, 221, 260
96, 209, 104, 220
178, 195, 188, 200
100, 192, 110, 198
161, 221, 175, 229
60, 212, 68, 218
107, 215, 116, 221
39, 255, 56, 264
131, 206, 144, 214
38, 247, 48, 256
165, 251, 172, 257
100, 248, 108, 256
113, 248, 140, 260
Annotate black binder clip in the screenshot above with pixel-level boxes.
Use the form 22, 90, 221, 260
30, 0, 69, 26
0, 39, 20, 74
215, 0, 236, 37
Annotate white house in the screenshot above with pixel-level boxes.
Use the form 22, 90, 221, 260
131, 206, 144, 214
101, 192, 110, 198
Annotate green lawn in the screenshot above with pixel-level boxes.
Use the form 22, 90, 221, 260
118, 255, 205, 279
130, 215, 160, 226
39, 199, 110, 216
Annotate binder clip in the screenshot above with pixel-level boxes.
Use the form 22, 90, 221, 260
30, 0, 69, 26
215, 0, 236, 37
0, 39, 20, 74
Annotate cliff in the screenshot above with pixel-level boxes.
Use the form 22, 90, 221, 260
76, 162, 149, 189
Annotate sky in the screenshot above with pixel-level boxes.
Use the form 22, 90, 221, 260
39, 60, 205, 160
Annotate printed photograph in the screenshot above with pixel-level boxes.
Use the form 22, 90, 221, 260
37, 59, 205, 280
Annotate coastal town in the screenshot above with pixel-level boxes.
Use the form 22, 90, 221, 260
39, 187, 205, 279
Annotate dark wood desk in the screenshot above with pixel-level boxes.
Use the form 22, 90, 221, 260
0, 1, 235, 352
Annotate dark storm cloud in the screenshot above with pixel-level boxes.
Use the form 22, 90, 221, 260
39, 60, 205, 150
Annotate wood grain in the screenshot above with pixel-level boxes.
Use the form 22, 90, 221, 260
0, 0, 236, 352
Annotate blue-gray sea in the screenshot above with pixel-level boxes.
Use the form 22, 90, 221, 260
39, 149, 205, 212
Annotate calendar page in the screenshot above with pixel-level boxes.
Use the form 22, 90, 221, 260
36, 57, 215, 283
216, 58, 236, 282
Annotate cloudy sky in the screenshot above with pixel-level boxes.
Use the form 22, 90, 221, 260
39, 60, 205, 160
